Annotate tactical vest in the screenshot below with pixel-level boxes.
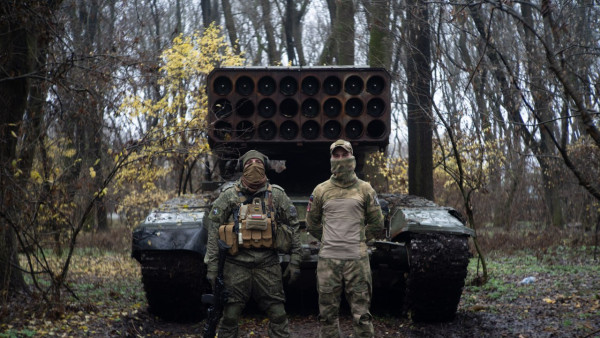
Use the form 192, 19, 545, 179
218, 185, 276, 255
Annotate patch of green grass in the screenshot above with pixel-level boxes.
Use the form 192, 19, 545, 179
578, 312, 596, 320
0, 329, 36, 338
17, 249, 144, 315
469, 253, 546, 277
21, 273, 52, 289
480, 276, 525, 301
465, 245, 600, 307
561, 319, 573, 327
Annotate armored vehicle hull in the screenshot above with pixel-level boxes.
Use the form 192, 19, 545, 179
131, 195, 212, 321
372, 194, 474, 321
131, 193, 473, 322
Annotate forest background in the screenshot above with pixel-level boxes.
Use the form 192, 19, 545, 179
0, 0, 599, 335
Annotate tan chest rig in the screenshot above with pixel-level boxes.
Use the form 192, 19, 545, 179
218, 185, 276, 255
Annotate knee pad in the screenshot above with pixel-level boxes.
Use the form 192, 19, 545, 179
266, 303, 287, 324
222, 303, 244, 326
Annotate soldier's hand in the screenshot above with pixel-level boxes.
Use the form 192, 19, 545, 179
283, 263, 301, 285
206, 270, 217, 290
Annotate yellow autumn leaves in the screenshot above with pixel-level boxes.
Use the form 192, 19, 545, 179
114, 24, 245, 225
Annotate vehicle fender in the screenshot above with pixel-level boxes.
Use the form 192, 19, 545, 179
389, 207, 475, 239
132, 225, 208, 260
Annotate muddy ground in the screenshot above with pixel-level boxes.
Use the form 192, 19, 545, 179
115, 262, 600, 338
2, 234, 599, 337
116, 303, 597, 338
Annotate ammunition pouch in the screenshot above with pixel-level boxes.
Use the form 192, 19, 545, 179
218, 196, 275, 253
240, 201, 270, 231
218, 185, 293, 254
218, 223, 239, 255
239, 197, 274, 249
240, 218, 273, 249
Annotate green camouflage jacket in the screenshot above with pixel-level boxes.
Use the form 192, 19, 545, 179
204, 180, 301, 273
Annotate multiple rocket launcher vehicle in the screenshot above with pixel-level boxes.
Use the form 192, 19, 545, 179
132, 67, 475, 322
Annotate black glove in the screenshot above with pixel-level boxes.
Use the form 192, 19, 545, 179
283, 262, 301, 285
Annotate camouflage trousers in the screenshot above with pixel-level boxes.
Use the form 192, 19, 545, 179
218, 260, 290, 338
316, 256, 374, 338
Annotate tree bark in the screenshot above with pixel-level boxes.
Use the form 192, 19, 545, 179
284, 0, 297, 65
0, 7, 29, 297
521, 2, 565, 228
260, 0, 279, 64
0, 0, 63, 299
318, 0, 337, 65
366, 0, 391, 68
405, 0, 434, 200
221, 0, 239, 54
283, 0, 309, 66
335, 0, 355, 65
292, 1, 309, 66
201, 0, 220, 28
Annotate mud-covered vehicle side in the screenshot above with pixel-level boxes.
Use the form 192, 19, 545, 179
371, 194, 474, 321
131, 195, 213, 321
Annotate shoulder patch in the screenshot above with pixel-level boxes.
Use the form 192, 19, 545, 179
289, 205, 298, 218
220, 181, 236, 192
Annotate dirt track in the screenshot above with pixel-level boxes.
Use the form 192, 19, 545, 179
116, 251, 600, 337
117, 306, 597, 337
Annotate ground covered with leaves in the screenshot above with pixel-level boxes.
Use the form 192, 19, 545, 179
1, 233, 599, 337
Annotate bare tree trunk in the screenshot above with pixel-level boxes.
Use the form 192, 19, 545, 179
92, 103, 108, 231
521, 2, 565, 228
201, 0, 211, 28
0, 15, 27, 296
319, 0, 337, 65
73, 0, 109, 232
260, 0, 279, 64
496, 159, 523, 229
406, 0, 433, 200
284, 0, 298, 65
201, 0, 219, 28
0, 224, 26, 301
366, 0, 391, 68
147, 0, 163, 128
292, 1, 309, 66
89, 0, 108, 232
335, 0, 355, 65
360, 0, 392, 190
0, 0, 62, 299
221, 0, 239, 54
283, 0, 309, 66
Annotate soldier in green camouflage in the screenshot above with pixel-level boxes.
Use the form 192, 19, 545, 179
204, 150, 302, 338
306, 140, 384, 338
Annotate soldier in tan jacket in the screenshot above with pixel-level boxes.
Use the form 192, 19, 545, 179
306, 139, 384, 338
